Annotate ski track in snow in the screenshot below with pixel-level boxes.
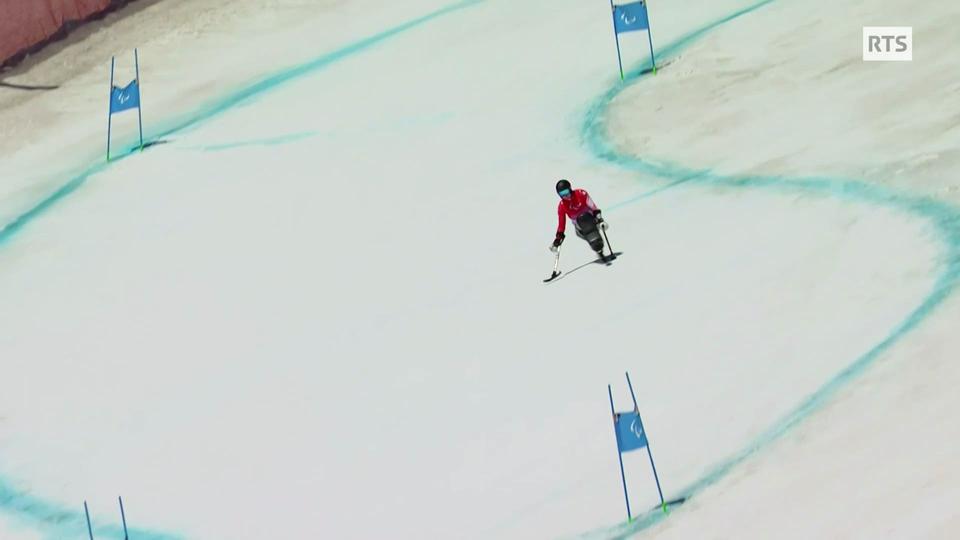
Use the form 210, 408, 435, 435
0, 0, 957, 538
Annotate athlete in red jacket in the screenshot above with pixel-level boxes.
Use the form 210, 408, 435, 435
550, 179, 608, 257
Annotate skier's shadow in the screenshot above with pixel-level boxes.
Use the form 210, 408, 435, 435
551, 252, 622, 283
0, 81, 59, 91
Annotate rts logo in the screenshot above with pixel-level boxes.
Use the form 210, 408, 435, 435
863, 27, 912, 61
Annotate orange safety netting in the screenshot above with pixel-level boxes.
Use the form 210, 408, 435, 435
0, 0, 111, 65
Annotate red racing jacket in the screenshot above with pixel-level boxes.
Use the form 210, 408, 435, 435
556, 189, 599, 235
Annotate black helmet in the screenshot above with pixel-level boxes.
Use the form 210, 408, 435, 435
556, 179, 572, 196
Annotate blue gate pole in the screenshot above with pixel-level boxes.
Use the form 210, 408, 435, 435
134, 48, 144, 151
107, 56, 115, 161
608, 385, 632, 521
625, 372, 667, 512
84, 501, 95, 540
608, 0, 625, 80
119, 496, 129, 540
644, 5, 657, 74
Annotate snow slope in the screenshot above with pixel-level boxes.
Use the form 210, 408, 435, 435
0, 0, 955, 539
599, 0, 960, 538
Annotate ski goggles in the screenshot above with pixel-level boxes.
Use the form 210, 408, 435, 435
558, 189, 572, 197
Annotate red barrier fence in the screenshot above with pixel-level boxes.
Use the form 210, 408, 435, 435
0, 0, 113, 66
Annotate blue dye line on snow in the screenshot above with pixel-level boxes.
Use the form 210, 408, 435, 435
0, 485, 181, 540
579, 1, 960, 537
5, 0, 956, 538
0, 1, 484, 538
146, 0, 483, 144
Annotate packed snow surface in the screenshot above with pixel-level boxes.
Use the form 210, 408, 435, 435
0, 0, 957, 538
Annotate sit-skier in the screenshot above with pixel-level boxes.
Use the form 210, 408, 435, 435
550, 179, 609, 260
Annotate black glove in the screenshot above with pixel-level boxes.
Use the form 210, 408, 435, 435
553, 232, 565, 247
